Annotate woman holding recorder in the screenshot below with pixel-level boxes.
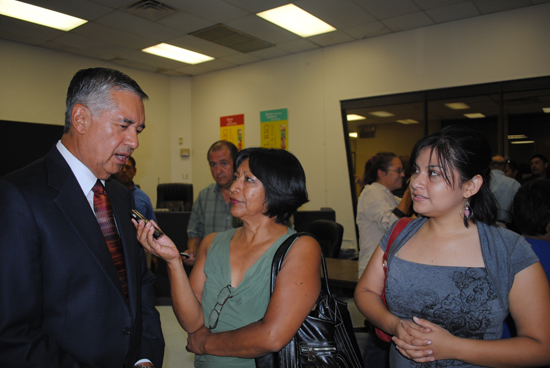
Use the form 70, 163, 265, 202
134, 147, 322, 368
355, 126, 550, 367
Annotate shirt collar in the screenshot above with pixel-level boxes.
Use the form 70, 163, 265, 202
56, 140, 103, 196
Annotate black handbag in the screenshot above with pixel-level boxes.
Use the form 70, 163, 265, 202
255, 233, 363, 368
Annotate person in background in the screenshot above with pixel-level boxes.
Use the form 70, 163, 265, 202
502, 178, 550, 338
489, 155, 520, 228
114, 155, 157, 269
114, 156, 156, 223
524, 154, 549, 182
135, 147, 321, 367
356, 152, 412, 368
505, 159, 522, 183
183, 140, 239, 266
392, 155, 411, 198
357, 152, 412, 277
355, 125, 550, 367
0, 67, 164, 367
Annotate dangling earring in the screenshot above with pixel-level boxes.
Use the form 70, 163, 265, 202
463, 199, 472, 227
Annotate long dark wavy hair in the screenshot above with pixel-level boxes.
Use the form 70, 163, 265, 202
410, 125, 498, 227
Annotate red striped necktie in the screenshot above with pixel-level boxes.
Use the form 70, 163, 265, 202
92, 180, 129, 304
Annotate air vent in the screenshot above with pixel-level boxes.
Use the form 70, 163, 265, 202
190, 24, 272, 53
124, 0, 176, 21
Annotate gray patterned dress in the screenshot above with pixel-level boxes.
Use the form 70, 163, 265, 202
381, 217, 539, 367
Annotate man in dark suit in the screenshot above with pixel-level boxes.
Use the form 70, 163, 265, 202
0, 68, 164, 367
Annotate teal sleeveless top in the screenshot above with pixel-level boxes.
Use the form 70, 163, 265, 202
194, 227, 296, 368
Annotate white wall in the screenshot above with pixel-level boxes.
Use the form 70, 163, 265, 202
189, 3, 550, 249
2, 4, 550, 250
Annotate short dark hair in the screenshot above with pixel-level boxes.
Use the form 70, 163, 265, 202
127, 156, 136, 168
362, 152, 398, 185
410, 125, 498, 227
531, 154, 549, 164
207, 140, 238, 164
513, 179, 550, 236
64, 68, 148, 133
234, 148, 309, 224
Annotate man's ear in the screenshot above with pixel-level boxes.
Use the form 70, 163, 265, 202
463, 174, 483, 199
71, 104, 91, 135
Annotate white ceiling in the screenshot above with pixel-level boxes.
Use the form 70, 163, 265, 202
1, 0, 549, 76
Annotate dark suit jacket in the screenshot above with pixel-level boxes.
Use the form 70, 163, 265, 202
0, 146, 164, 367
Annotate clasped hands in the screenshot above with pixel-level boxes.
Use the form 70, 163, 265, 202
392, 316, 456, 363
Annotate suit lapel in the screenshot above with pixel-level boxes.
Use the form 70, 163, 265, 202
46, 148, 129, 306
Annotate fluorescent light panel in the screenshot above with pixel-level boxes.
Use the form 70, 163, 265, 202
511, 141, 535, 144
396, 119, 418, 125
543, 107, 550, 113
445, 102, 470, 110
0, 0, 87, 31
369, 111, 394, 118
257, 4, 336, 37
142, 43, 214, 65
464, 113, 485, 119
349, 132, 358, 138
508, 135, 528, 139
347, 114, 366, 121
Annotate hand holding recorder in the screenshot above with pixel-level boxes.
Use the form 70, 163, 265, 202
130, 210, 181, 264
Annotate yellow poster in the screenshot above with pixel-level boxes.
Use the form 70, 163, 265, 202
260, 108, 288, 150
220, 114, 244, 151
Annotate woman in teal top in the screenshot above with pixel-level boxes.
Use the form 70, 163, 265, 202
135, 147, 322, 367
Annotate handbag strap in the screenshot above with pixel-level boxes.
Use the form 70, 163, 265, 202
268, 232, 330, 298
383, 217, 413, 269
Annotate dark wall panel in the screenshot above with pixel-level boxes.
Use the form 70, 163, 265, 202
1, 120, 64, 177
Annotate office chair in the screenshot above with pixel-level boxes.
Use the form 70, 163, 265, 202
308, 219, 344, 258
156, 183, 193, 212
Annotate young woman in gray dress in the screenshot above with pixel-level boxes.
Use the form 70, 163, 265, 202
355, 125, 550, 367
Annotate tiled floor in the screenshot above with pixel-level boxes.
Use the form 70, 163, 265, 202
157, 297, 368, 368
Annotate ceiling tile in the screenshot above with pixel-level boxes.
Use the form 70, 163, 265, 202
248, 46, 289, 60
174, 64, 211, 75
382, 11, 434, 32
200, 58, 237, 71
0, 30, 48, 46
307, 30, 355, 47
157, 12, 215, 33
0, 15, 63, 40
122, 49, 192, 69
54, 33, 114, 49
22, 0, 114, 19
168, 34, 240, 58
413, 0, 467, 10
72, 22, 158, 49
223, 0, 290, 13
276, 38, 320, 53
426, 2, 480, 23
226, 14, 299, 44
352, 0, 420, 19
94, 10, 183, 41
473, 0, 532, 14
341, 21, 392, 39
90, 0, 135, 8
296, 0, 376, 28
220, 53, 262, 65
161, 0, 248, 23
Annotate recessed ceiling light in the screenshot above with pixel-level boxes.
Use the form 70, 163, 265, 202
396, 119, 418, 125
511, 141, 535, 144
257, 4, 336, 38
543, 107, 550, 113
0, 0, 87, 31
347, 114, 366, 121
464, 113, 485, 119
508, 135, 528, 139
349, 132, 358, 138
369, 111, 394, 118
445, 102, 470, 110
142, 43, 214, 65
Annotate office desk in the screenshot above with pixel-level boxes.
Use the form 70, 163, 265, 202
323, 258, 358, 290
